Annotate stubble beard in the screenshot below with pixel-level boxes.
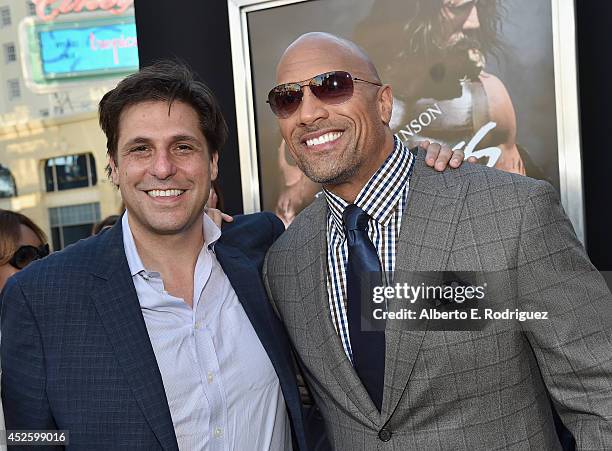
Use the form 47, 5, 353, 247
294, 146, 360, 186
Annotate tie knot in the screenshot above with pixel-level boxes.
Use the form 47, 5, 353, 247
343, 204, 370, 232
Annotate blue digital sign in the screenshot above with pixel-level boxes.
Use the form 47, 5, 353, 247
39, 21, 139, 79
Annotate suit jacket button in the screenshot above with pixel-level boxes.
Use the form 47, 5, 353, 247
378, 428, 392, 442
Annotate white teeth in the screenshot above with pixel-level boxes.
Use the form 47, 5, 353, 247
306, 131, 342, 147
147, 189, 185, 198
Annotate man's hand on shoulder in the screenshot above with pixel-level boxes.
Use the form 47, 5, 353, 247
420, 140, 477, 171
205, 207, 233, 229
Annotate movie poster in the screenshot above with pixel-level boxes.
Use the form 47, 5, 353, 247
234, 0, 581, 233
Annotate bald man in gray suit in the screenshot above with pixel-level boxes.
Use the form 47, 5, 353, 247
263, 32, 612, 450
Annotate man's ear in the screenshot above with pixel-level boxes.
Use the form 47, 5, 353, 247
109, 157, 120, 186
377, 84, 393, 125
210, 151, 219, 181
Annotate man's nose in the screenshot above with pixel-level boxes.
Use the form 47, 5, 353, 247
463, 5, 480, 30
296, 86, 329, 125
149, 150, 177, 179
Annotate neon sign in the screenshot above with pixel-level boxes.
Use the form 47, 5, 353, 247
89, 31, 137, 65
32, 0, 134, 22
37, 19, 139, 79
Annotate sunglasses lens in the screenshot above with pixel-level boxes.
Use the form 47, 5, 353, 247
10, 244, 48, 270
310, 71, 354, 104
14, 246, 39, 269
267, 72, 357, 118
268, 85, 303, 118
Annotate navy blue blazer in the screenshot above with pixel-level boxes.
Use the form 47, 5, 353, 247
1, 212, 310, 450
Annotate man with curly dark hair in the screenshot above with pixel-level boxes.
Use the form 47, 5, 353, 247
354, 0, 530, 176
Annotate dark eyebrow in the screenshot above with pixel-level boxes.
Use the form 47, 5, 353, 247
121, 134, 202, 149
171, 134, 201, 144
122, 137, 150, 147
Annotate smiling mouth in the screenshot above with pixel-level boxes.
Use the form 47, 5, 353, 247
305, 131, 343, 147
146, 189, 185, 198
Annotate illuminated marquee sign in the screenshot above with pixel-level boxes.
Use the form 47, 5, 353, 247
20, 14, 139, 91
39, 21, 138, 78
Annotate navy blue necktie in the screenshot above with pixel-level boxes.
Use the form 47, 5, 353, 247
343, 204, 385, 411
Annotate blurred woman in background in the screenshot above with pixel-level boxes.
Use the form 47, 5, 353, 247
0, 209, 49, 293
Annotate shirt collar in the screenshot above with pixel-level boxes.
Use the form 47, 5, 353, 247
202, 211, 222, 250
323, 135, 414, 232
122, 210, 222, 277
122, 212, 146, 277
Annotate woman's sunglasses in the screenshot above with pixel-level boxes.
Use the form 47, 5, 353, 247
267, 70, 382, 118
9, 243, 50, 270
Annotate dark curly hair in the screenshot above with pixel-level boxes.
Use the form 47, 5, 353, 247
354, 0, 505, 76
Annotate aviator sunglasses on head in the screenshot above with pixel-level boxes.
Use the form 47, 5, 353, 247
267, 70, 382, 118
9, 243, 50, 270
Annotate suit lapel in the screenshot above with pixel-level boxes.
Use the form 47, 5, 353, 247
296, 198, 381, 421
89, 222, 178, 451
382, 151, 470, 419
214, 241, 308, 442
214, 242, 292, 379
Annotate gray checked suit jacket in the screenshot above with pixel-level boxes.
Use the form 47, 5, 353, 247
263, 150, 612, 450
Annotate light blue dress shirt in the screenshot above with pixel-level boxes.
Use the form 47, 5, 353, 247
122, 213, 291, 451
